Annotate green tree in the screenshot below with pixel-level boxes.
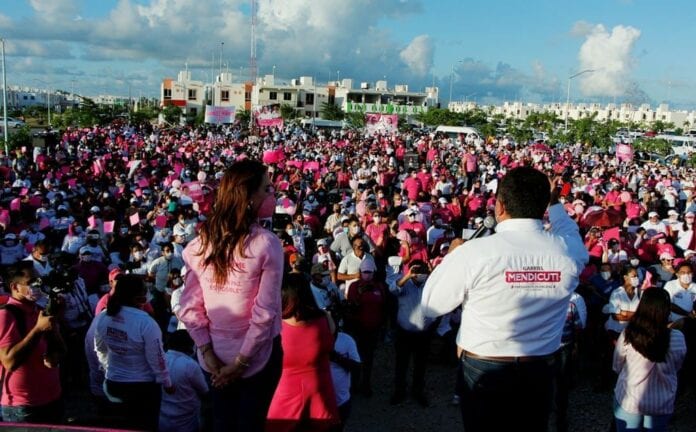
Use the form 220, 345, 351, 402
651, 120, 674, 134
320, 102, 344, 121
236, 109, 251, 126
6, 125, 32, 152
162, 105, 183, 125
280, 104, 297, 120
345, 112, 365, 129
633, 137, 672, 156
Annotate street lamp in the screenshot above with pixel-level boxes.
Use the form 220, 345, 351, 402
565, 69, 595, 132
1, 38, 8, 155
449, 60, 464, 107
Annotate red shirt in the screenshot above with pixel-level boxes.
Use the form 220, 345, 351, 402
0, 298, 61, 407
346, 281, 385, 331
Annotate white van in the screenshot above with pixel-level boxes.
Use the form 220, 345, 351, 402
655, 134, 696, 156
434, 125, 482, 141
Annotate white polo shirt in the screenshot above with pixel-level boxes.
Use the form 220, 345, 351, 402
664, 279, 696, 322
421, 204, 589, 357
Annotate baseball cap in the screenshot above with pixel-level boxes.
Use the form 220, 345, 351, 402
310, 263, 329, 276
3, 233, 16, 241
440, 242, 450, 250
668, 209, 678, 216
90, 206, 101, 213
474, 217, 483, 224
359, 259, 376, 273
317, 238, 328, 247
684, 249, 696, 257
659, 252, 674, 260
438, 197, 447, 204
109, 267, 124, 282
648, 211, 658, 218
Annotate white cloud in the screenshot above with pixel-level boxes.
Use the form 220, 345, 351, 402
399, 35, 433, 76
576, 23, 641, 97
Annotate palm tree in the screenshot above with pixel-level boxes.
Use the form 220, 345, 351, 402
320, 102, 344, 121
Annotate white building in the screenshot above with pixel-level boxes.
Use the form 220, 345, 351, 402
450, 100, 696, 129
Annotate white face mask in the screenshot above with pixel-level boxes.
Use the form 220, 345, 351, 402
629, 277, 639, 288
630, 259, 640, 267
133, 251, 143, 260
413, 274, 428, 284
679, 274, 693, 285
601, 271, 611, 280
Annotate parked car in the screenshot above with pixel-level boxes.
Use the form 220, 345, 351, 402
0, 117, 26, 128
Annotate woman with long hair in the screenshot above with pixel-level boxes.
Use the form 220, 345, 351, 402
604, 266, 641, 342
266, 273, 339, 432
94, 274, 173, 431
178, 159, 284, 432
613, 288, 687, 432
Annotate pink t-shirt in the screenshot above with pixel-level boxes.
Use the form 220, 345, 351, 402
0, 298, 61, 407
179, 225, 284, 378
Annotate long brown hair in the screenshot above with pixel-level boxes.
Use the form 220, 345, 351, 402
197, 159, 268, 286
624, 288, 671, 363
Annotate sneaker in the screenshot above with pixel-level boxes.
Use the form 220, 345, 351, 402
390, 391, 407, 405
451, 394, 460, 406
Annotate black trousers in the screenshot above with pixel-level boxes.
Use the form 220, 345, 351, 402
394, 326, 432, 395
105, 380, 161, 431
206, 335, 283, 432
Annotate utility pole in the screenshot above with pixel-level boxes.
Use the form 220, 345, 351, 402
1, 38, 8, 155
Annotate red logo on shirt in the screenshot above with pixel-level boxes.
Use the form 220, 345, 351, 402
505, 271, 561, 283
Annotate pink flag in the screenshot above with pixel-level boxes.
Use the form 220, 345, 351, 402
10, 198, 20, 211
603, 227, 620, 242
88, 215, 97, 228
67, 179, 77, 188
129, 212, 140, 226
134, 188, 142, 197
20, 188, 28, 196
155, 215, 167, 229
92, 160, 102, 176
103, 220, 114, 234
138, 178, 149, 188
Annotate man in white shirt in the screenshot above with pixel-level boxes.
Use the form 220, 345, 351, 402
421, 167, 589, 432
159, 330, 208, 432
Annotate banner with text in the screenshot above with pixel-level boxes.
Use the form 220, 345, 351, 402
204, 105, 236, 124
365, 113, 398, 135
254, 104, 284, 128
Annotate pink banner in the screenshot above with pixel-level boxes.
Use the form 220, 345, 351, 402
88, 215, 97, 228
254, 105, 284, 128
365, 113, 398, 135
155, 215, 168, 229
616, 143, 633, 162
129, 212, 140, 226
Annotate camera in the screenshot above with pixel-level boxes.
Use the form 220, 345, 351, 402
40, 265, 78, 316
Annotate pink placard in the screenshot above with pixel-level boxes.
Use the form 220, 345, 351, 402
67, 179, 77, 188
103, 220, 114, 234
155, 215, 167, 229
10, 198, 20, 211
20, 188, 28, 196
87, 215, 96, 228
134, 188, 142, 197
129, 212, 140, 226
138, 178, 149, 188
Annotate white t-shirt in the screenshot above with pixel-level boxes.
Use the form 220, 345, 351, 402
159, 350, 208, 432
603, 286, 641, 333
330, 332, 361, 407
664, 280, 696, 322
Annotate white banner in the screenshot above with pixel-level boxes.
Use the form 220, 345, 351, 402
205, 105, 236, 124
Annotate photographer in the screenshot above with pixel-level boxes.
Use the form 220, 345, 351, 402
0, 261, 66, 424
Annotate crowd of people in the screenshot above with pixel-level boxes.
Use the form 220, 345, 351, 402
0, 119, 692, 431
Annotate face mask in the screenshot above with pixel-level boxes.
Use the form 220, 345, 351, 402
373, 217, 381, 223
629, 277, 639, 287
81, 255, 92, 262
658, 238, 667, 244
120, 228, 129, 235
139, 240, 148, 248
286, 229, 296, 236
601, 271, 611, 280
164, 252, 173, 260
343, 227, 349, 235
350, 226, 360, 235
25, 286, 44, 303
360, 272, 374, 281
308, 196, 315, 202
172, 278, 182, 287
680, 274, 693, 285
257, 194, 276, 219
37, 254, 48, 263
165, 288, 173, 296
630, 259, 639, 267
133, 251, 143, 260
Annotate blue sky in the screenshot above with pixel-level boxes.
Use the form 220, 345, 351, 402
2, 0, 695, 108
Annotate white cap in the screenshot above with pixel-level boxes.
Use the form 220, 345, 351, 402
648, 211, 658, 218
90, 206, 100, 213
684, 249, 696, 257
668, 209, 678, 216
659, 252, 674, 260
